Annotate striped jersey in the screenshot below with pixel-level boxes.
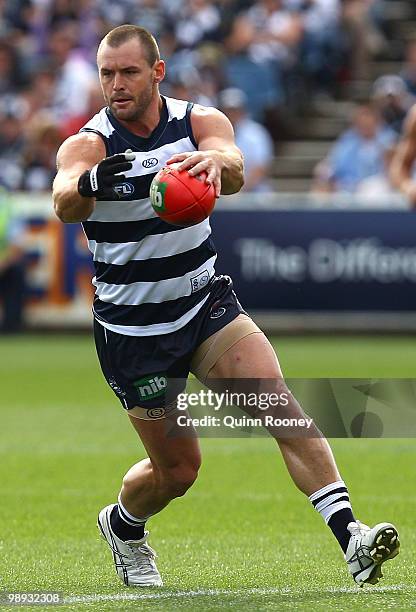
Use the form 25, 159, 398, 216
80, 96, 217, 336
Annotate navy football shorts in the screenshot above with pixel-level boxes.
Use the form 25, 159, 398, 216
93, 275, 246, 418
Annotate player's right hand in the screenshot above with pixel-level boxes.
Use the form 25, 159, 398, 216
77, 149, 136, 200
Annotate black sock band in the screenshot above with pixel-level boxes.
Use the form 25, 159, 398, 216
328, 507, 355, 553
110, 504, 146, 541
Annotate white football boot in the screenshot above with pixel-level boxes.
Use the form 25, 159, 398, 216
97, 504, 163, 587
345, 520, 400, 586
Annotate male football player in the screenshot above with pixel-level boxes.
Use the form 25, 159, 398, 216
53, 24, 400, 588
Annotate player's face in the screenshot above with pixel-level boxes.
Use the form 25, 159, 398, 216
98, 39, 165, 122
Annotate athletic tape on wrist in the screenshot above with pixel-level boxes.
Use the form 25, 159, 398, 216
89, 164, 99, 192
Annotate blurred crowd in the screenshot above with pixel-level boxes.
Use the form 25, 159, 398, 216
0, 0, 406, 194
1, 0, 416, 332
312, 75, 411, 197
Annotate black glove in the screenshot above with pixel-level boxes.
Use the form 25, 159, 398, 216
77, 149, 136, 200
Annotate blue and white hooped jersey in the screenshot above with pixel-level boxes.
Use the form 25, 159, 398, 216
80, 96, 217, 336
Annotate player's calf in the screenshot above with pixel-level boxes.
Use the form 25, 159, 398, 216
121, 459, 200, 517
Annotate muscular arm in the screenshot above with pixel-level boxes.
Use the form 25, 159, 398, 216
390, 105, 416, 207
53, 133, 106, 223
192, 105, 244, 195
167, 105, 244, 197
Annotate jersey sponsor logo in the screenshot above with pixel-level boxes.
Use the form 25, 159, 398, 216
210, 306, 226, 319
190, 269, 210, 293
147, 407, 166, 418
114, 182, 135, 197
142, 157, 158, 169
134, 374, 167, 401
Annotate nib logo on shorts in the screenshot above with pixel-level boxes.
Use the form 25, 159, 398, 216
134, 374, 167, 401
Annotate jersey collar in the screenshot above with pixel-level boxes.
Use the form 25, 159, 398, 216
106, 95, 168, 151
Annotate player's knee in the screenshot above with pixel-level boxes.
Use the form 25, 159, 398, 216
161, 463, 199, 499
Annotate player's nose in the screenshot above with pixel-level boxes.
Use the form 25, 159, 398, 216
113, 73, 126, 90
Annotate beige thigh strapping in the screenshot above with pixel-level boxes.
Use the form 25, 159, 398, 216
128, 315, 262, 420
190, 314, 263, 383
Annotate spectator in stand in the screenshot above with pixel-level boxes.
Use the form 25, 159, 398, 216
355, 146, 400, 205
47, 0, 81, 27
0, 187, 26, 333
45, 21, 97, 121
174, 0, 221, 50
313, 103, 396, 193
60, 82, 104, 138
127, 0, 168, 41
19, 112, 64, 191
167, 65, 215, 107
341, 0, 387, 80
0, 39, 26, 94
0, 0, 34, 38
287, 0, 348, 95
218, 87, 274, 192
97, 0, 168, 41
400, 40, 416, 98
0, 0, 406, 201
224, 0, 294, 120
231, 0, 303, 66
21, 62, 58, 121
0, 101, 27, 190
372, 75, 411, 136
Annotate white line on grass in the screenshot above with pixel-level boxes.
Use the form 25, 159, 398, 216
65, 585, 416, 605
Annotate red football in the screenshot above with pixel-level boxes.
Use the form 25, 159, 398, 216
149, 165, 216, 227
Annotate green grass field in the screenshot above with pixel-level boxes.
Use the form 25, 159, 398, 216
1, 334, 415, 611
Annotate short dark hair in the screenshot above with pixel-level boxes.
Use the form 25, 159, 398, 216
98, 25, 160, 67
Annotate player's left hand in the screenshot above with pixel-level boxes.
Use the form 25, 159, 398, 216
166, 151, 222, 197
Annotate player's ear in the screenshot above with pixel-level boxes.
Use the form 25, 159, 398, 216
153, 59, 165, 84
